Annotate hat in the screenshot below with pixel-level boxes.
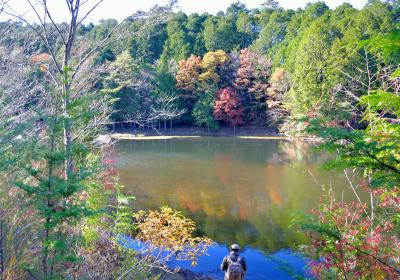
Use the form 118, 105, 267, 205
231, 244, 241, 251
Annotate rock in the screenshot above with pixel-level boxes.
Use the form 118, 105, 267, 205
13, 135, 23, 141
92, 134, 112, 145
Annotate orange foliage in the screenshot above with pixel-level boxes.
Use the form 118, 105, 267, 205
176, 54, 202, 91
29, 53, 51, 63
176, 186, 201, 213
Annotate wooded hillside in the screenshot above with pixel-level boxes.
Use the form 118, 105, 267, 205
1, 0, 398, 134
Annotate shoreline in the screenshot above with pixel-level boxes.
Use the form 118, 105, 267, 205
111, 133, 291, 140
108, 127, 321, 142
110, 126, 294, 140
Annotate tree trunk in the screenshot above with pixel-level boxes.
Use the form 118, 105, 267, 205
62, 82, 73, 180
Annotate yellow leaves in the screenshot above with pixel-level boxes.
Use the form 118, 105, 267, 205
136, 206, 212, 265
197, 50, 228, 83
39, 64, 48, 72
110, 50, 133, 73
198, 70, 220, 83
271, 68, 286, 82
29, 53, 51, 73
200, 50, 228, 69
176, 50, 228, 85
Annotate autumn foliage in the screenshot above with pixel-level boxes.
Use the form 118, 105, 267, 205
234, 48, 256, 90
174, 49, 272, 129
136, 207, 212, 267
266, 68, 290, 124
199, 50, 228, 83
214, 87, 245, 128
176, 54, 202, 91
235, 48, 271, 96
304, 188, 400, 279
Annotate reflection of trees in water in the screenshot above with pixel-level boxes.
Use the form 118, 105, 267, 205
215, 154, 233, 186
114, 139, 341, 254
121, 164, 315, 252
267, 140, 330, 166
265, 164, 283, 206
184, 209, 307, 253
176, 186, 201, 212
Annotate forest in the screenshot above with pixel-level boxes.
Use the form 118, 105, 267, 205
2, 0, 398, 134
0, 0, 399, 279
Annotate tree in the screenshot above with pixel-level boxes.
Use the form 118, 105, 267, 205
236, 11, 256, 48
234, 48, 257, 90
199, 50, 228, 84
176, 54, 202, 91
214, 87, 245, 131
295, 30, 400, 280
103, 50, 151, 124
252, 9, 293, 55
285, 16, 334, 124
235, 48, 272, 125
185, 13, 208, 56
192, 90, 219, 131
267, 68, 290, 125
129, 20, 167, 64
104, 51, 183, 130
160, 13, 192, 63
261, 0, 280, 10
1, 0, 176, 277
1, 1, 116, 276
203, 16, 240, 52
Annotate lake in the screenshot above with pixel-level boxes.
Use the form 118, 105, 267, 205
111, 137, 360, 279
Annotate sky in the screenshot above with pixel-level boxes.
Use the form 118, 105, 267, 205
1, 0, 369, 23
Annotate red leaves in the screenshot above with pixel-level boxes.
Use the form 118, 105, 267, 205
214, 87, 244, 127
307, 188, 400, 279
102, 159, 118, 190
235, 48, 272, 97
234, 48, 256, 90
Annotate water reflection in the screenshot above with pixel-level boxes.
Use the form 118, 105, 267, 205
112, 138, 356, 254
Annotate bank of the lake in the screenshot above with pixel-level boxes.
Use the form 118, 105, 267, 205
111, 126, 280, 137
109, 126, 320, 142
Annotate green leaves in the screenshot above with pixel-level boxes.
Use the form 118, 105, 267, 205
362, 28, 400, 63
360, 90, 400, 116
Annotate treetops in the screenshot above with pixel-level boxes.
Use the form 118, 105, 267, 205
175, 48, 271, 128
2, 0, 397, 132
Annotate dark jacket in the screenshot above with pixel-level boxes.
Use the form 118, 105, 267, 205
221, 251, 247, 279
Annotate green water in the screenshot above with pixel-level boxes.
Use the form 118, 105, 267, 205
112, 137, 359, 253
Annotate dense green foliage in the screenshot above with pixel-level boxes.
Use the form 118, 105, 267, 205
293, 31, 400, 279
1, 0, 398, 133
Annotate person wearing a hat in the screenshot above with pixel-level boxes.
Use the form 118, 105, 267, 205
220, 244, 247, 280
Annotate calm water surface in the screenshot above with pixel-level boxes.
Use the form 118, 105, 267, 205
112, 137, 359, 279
